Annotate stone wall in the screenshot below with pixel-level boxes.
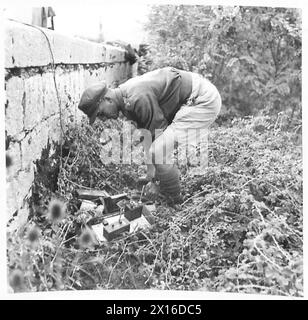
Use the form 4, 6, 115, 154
5, 20, 136, 229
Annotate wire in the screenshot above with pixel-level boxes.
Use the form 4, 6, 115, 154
8, 18, 66, 166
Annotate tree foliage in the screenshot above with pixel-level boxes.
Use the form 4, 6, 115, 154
143, 5, 301, 121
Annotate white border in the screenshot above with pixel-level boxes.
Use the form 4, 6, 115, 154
0, 0, 306, 300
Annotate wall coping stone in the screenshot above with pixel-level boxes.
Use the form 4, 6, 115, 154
5, 19, 126, 69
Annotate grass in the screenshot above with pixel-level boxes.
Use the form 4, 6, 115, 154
7, 114, 303, 296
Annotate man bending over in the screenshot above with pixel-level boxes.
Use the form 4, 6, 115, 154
78, 67, 221, 204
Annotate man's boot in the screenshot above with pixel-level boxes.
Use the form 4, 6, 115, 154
156, 166, 183, 204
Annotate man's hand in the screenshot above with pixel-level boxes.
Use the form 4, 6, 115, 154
137, 175, 153, 187
144, 181, 160, 201
137, 165, 155, 186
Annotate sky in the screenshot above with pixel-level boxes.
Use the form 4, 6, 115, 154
53, 3, 150, 46
4, 3, 151, 47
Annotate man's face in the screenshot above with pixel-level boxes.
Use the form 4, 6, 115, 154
97, 92, 119, 121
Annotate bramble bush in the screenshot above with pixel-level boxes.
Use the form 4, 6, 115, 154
7, 114, 302, 296
142, 5, 301, 122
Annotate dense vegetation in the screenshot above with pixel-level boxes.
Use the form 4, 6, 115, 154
7, 5, 302, 297
141, 5, 301, 121
7, 115, 302, 295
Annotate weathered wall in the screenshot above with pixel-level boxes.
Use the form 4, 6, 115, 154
5, 20, 136, 229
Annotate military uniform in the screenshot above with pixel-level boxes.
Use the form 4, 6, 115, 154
78, 67, 221, 203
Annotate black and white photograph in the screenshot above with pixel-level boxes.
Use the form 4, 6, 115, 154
3, 1, 304, 299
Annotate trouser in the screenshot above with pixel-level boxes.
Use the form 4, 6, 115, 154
147, 72, 222, 196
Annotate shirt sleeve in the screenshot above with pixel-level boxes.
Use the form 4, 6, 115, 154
131, 92, 168, 138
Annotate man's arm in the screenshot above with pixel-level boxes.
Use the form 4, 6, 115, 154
131, 93, 168, 138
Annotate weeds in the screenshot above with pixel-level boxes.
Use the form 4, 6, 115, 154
7, 115, 303, 296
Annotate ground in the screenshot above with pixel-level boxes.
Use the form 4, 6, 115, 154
7, 114, 303, 296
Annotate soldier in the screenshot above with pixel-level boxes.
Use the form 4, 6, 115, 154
78, 67, 221, 204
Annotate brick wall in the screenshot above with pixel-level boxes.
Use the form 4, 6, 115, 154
5, 20, 136, 229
